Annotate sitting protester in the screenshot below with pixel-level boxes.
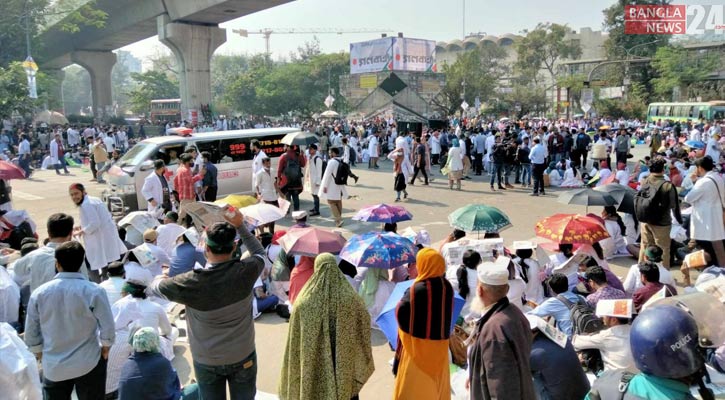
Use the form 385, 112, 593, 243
572, 299, 636, 372
632, 261, 677, 313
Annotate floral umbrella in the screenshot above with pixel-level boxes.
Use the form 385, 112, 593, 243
448, 204, 512, 233
277, 227, 347, 256
352, 203, 413, 224
339, 231, 417, 269
534, 213, 610, 245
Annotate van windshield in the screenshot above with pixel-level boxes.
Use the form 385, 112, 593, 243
118, 143, 156, 167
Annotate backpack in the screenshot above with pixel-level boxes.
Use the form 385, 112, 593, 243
634, 179, 668, 224
333, 159, 350, 185
283, 155, 303, 188
556, 294, 604, 334
517, 146, 531, 164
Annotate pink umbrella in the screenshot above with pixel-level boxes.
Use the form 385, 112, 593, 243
277, 227, 347, 256
0, 160, 27, 180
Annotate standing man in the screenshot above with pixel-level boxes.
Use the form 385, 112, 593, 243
18, 133, 32, 178
706, 132, 721, 164
201, 151, 218, 202
319, 132, 329, 160
469, 260, 535, 400
50, 133, 70, 175
529, 137, 547, 197
251, 139, 267, 176
149, 210, 265, 400
409, 136, 429, 185
649, 128, 663, 157
684, 155, 725, 266
67, 125, 80, 148
430, 131, 441, 165
614, 128, 631, 167
636, 157, 682, 268
255, 157, 280, 234
572, 128, 591, 169
305, 144, 323, 216
173, 154, 204, 213
93, 136, 109, 184
277, 145, 306, 212
24, 241, 115, 400
69, 183, 127, 282
473, 129, 485, 175
368, 131, 380, 169
319, 147, 347, 227
141, 160, 172, 219
547, 128, 565, 164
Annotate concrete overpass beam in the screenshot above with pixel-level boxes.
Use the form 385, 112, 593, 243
71, 51, 117, 118
158, 15, 226, 120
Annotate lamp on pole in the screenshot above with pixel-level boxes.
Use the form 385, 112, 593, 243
21, 0, 38, 99
617, 39, 663, 101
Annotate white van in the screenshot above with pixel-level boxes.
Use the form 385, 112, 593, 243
103, 127, 299, 212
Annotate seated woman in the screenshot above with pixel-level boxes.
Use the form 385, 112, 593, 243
444, 249, 481, 321
357, 267, 396, 329
600, 206, 629, 259
118, 327, 198, 400
546, 161, 562, 187
596, 161, 612, 187
560, 163, 584, 188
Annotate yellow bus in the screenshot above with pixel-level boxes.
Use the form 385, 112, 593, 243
646, 101, 725, 123
149, 99, 181, 122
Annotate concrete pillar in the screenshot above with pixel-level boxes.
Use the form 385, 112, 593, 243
71, 51, 116, 118
45, 69, 65, 114
158, 14, 226, 120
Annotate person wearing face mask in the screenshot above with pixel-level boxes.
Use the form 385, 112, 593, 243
142, 160, 173, 220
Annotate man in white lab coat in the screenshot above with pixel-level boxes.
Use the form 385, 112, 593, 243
141, 159, 173, 219
319, 147, 348, 227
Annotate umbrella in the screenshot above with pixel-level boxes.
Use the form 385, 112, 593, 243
0, 161, 27, 180
535, 213, 610, 245
684, 140, 705, 149
499, 117, 510, 122
33, 110, 68, 125
448, 204, 512, 234
280, 131, 320, 146
239, 203, 286, 225
278, 227, 347, 256
352, 203, 413, 224
400, 226, 431, 247
215, 195, 257, 209
557, 188, 617, 213
320, 110, 339, 118
376, 280, 465, 349
167, 127, 193, 135
339, 232, 417, 269
594, 183, 636, 214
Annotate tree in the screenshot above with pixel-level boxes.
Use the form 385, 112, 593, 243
433, 45, 509, 115
514, 23, 582, 85
61, 65, 91, 115
211, 54, 250, 115
290, 37, 322, 63
223, 54, 273, 115
111, 51, 135, 115
0, 62, 42, 118
651, 45, 720, 101
0, 0, 107, 67
126, 71, 179, 115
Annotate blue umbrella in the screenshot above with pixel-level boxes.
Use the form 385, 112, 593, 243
684, 140, 705, 149
339, 232, 417, 269
376, 280, 465, 349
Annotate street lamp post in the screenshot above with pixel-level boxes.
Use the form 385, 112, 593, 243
618, 39, 663, 101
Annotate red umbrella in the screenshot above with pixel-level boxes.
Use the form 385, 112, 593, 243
535, 213, 609, 245
277, 227, 347, 256
0, 160, 27, 180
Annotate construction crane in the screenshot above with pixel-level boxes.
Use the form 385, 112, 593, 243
232, 28, 394, 55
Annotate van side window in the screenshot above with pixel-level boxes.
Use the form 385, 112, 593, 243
220, 138, 252, 162
156, 144, 186, 166
254, 134, 287, 159
195, 140, 221, 163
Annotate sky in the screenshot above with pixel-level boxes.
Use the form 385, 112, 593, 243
121, 0, 620, 64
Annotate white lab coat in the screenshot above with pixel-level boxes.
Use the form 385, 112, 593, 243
252, 150, 267, 175
684, 171, 725, 241
141, 172, 166, 217
367, 136, 379, 158
318, 158, 348, 200
49, 140, 62, 164
79, 196, 127, 271
305, 154, 323, 194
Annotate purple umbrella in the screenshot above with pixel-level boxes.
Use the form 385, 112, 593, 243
352, 203, 413, 224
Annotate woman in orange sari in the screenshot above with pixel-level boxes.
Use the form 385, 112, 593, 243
393, 248, 453, 399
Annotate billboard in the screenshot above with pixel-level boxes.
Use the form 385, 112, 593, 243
350, 37, 437, 74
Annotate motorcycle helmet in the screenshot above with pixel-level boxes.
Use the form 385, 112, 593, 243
630, 305, 703, 379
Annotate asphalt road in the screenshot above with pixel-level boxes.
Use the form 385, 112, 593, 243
10, 143, 692, 397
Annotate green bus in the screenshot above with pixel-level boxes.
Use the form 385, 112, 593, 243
647, 101, 725, 123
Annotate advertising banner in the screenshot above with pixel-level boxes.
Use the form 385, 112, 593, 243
350, 38, 394, 74
392, 37, 437, 72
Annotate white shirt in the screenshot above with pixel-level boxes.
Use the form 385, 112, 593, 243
252, 150, 267, 175
430, 135, 441, 154
573, 325, 636, 371
529, 143, 546, 164
103, 136, 115, 153
615, 169, 629, 186
99, 277, 125, 306
255, 168, 277, 202
622, 262, 675, 296
706, 137, 720, 161
113, 297, 172, 336
445, 265, 479, 319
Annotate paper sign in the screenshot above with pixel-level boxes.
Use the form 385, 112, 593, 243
442, 238, 504, 266
552, 253, 588, 277
640, 286, 671, 312
684, 250, 708, 269
536, 318, 568, 348
130, 244, 159, 268
596, 298, 633, 318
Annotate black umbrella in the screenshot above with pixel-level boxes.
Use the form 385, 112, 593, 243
280, 131, 320, 146
594, 183, 636, 215
557, 188, 618, 213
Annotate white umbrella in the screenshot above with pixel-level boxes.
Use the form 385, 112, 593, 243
240, 203, 287, 225
320, 110, 339, 118
499, 117, 510, 122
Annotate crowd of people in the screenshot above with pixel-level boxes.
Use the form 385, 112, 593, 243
0, 113, 724, 400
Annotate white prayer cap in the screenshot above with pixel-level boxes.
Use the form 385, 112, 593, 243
477, 257, 510, 286
292, 210, 308, 220
124, 262, 153, 286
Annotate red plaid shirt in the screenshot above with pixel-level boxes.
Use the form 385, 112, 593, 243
173, 165, 203, 200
